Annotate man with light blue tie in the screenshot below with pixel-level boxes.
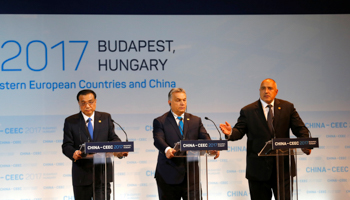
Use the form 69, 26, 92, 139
62, 89, 127, 200
153, 88, 220, 200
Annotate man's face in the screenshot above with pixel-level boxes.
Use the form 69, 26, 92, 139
168, 92, 187, 116
78, 93, 96, 117
259, 79, 278, 104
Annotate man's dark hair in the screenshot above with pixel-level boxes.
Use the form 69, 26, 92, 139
168, 88, 186, 101
76, 89, 97, 101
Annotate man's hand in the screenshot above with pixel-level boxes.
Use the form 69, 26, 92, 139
302, 148, 312, 155
220, 121, 232, 136
209, 150, 220, 159
166, 148, 176, 159
114, 152, 129, 158
73, 150, 82, 161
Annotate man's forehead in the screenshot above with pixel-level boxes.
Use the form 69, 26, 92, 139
172, 92, 186, 98
261, 80, 275, 86
79, 94, 95, 101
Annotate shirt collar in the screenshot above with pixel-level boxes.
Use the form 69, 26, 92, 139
170, 110, 185, 120
82, 112, 95, 123
260, 98, 275, 108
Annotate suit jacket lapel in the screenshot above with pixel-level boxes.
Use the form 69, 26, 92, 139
93, 111, 101, 141
79, 112, 91, 142
255, 100, 271, 135
273, 99, 281, 136
183, 113, 190, 140
166, 111, 182, 140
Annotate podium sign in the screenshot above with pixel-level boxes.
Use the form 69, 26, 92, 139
272, 138, 319, 150
180, 140, 228, 151
83, 141, 134, 154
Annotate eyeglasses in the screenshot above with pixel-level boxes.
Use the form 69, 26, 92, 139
79, 100, 95, 106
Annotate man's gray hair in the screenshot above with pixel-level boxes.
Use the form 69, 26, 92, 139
168, 88, 186, 101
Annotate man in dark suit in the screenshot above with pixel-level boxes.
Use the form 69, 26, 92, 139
153, 88, 220, 200
220, 78, 312, 200
62, 89, 127, 200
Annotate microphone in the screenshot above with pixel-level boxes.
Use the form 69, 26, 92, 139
204, 117, 222, 140
111, 119, 129, 142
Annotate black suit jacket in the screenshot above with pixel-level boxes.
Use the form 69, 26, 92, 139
227, 99, 309, 181
153, 111, 211, 184
62, 111, 121, 186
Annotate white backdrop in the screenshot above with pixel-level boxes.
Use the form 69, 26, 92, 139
0, 14, 350, 200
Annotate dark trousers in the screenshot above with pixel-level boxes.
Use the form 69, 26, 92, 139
248, 157, 292, 200
73, 185, 93, 200
155, 170, 201, 200
73, 183, 111, 200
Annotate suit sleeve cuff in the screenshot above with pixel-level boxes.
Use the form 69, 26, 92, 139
165, 147, 171, 154
225, 131, 233, 140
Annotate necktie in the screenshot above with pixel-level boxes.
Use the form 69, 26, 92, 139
88, 118, 93, 140
267, 105, 274, 136
177, 116, 184, 136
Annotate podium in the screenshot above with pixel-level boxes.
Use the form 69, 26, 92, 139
174, 140, 228, 200
258, 138, 319, 200
81, 141, 134, 200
